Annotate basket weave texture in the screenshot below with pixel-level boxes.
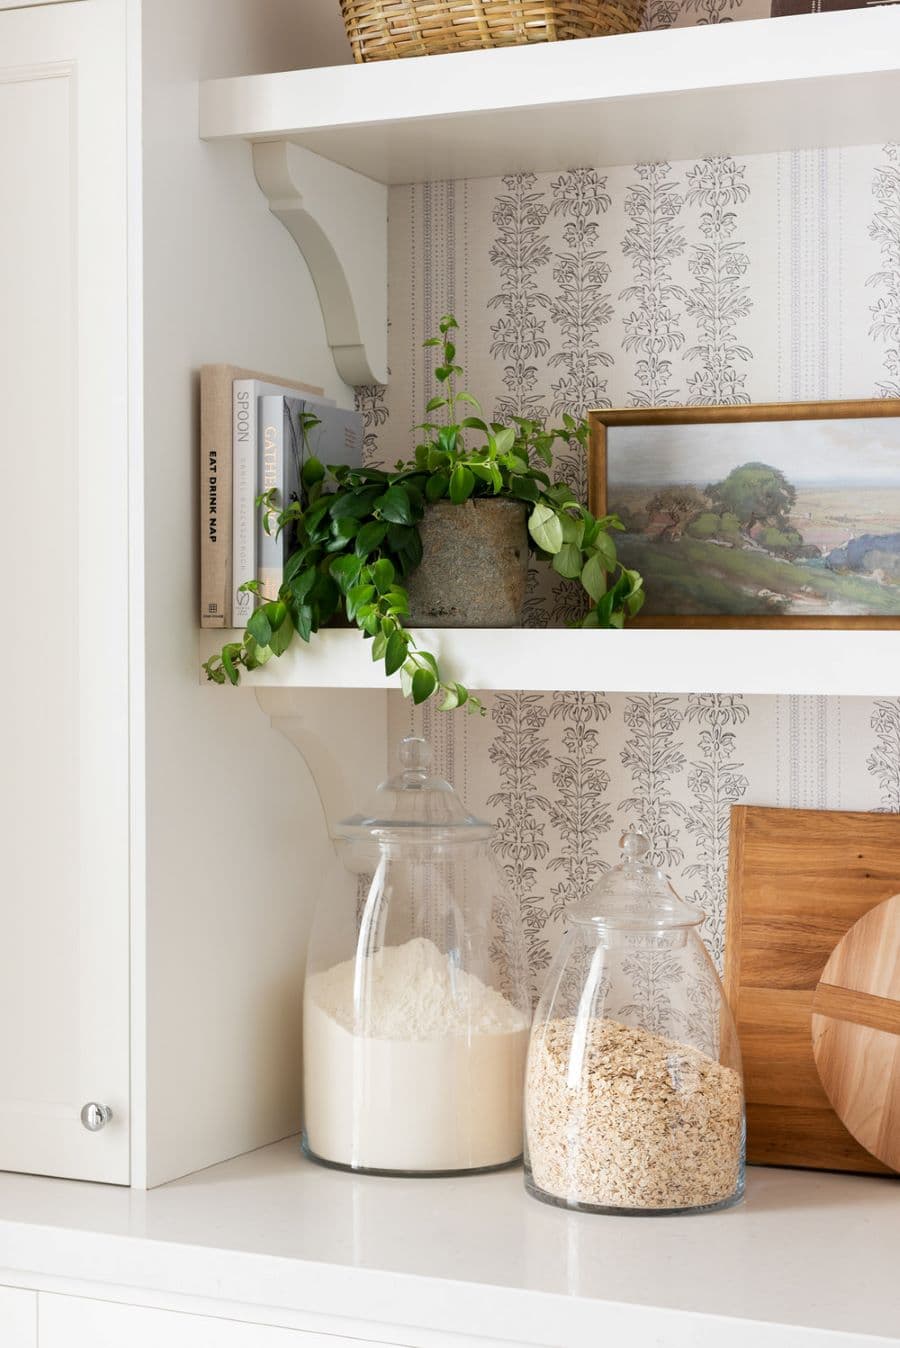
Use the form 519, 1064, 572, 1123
340, 0, 644, 62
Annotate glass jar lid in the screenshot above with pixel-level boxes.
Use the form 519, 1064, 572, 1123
337, 736, 494, 842
567, 829, 702, 931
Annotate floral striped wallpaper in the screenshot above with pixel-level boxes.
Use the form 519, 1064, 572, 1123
356, 140, 900, 989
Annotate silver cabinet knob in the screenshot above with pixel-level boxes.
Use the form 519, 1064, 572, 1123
80, 1102, 113, 1132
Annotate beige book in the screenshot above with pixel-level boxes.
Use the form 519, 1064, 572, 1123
199, 364, 322, 628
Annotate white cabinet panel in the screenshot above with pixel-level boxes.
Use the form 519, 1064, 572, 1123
0, 0, 129, 1182
0, 1287, 36, 1348
38, 1295, 405, 1348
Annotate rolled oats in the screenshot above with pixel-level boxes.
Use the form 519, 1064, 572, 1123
526, 1017, 744, 1211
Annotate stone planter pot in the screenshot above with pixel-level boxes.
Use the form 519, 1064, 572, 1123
405, 498, 529, 628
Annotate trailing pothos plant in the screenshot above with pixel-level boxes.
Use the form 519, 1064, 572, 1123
204, 316, 644, 715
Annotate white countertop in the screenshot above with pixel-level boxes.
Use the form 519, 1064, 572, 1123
0, 1140, 898, 1347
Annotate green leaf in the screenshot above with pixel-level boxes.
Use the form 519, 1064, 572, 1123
455, 392, 482, 410
331, 517, 359, 543
412, 668, 437, 705
237, 578, 261, 594
371, 631, 388, 662
449, 463, 475, 504
591, 529, 618, 570
329, 554, 363, 590
399, 664, 414, 698
347, 583, 375, 619
437, 426, 459, 455
294, 605, 313, 642
581, 552, 607, 602
460, 416, 489, 432
493, 427, 516, 455
355, 519, 388, 556
509, 474, 539, 502
301, 456, 325, 491
552, 542, 583, 579
416, 651, 439, 676
375, 485, 413, 525
372, 558, 395, 593
559, 514, 585, 547
425, 396, 448, 413
246, 607, 272, 648
268, 610, 294, 656
439, 314, 458, 333
425, 471, 449, 502
221, 643, 244, 687
384, 630, 408, 676
330, 486, 381, 520
528, 502, 564, 554
434, 365, 452, 383
384, 588, 410, 616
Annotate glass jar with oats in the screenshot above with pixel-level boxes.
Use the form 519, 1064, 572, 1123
524, 830, 745, 1215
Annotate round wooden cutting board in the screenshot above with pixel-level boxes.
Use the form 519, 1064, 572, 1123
811, 893, 900, 1174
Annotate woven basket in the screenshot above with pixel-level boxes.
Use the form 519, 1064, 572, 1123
340, 1, 643, 62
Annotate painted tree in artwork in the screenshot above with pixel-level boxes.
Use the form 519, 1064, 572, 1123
707, 462, 796, 530
646, 485, 709, 535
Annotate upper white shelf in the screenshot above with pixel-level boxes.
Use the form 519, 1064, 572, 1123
199, 627, 900, 697
199, 10, 900, 184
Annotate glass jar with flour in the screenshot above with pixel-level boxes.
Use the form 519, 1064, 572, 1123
302, 736, 531, 1176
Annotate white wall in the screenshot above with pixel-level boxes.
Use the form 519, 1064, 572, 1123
138, 0, 353, 1187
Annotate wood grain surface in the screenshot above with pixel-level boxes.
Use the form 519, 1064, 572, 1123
725, 805, 900, 1174
811, 894, 900, 1173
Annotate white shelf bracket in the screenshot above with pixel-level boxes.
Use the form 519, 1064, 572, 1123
255, 687, 389, 833
252, 140, 388, 387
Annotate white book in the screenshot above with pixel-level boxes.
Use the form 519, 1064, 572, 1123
232, 379, 333, 626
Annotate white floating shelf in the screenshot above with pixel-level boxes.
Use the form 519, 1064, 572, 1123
200, 627, 900, 697
0, 1140, 897, 1346
199, 10, 900, 183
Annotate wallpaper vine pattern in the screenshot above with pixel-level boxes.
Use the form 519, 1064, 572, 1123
619, 694, 686, 867
869, 144, 900, 399
621, 162, 687, 407
377, 140, 900, 987
546, 693, 613, 919
548, 170, 614, 425
684, 156, 753, 404
868, 700, 900, 813
489, 174, 551, 423
487, 693, 553, 974
681, 694, 750, 963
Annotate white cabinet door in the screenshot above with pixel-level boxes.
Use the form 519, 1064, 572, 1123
38, 1295, 407, 1348
0, 1287, 36, 1348
0, 0, 130, 1183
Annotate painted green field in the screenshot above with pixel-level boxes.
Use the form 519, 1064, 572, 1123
617, 533, 900, 617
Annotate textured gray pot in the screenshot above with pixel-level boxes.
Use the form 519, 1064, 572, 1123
405, 499, 529, 628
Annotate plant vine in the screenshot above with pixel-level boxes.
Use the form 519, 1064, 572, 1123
204, 317, 644, 711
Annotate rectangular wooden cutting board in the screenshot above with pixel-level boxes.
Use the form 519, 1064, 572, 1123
725, 805, 900, 1174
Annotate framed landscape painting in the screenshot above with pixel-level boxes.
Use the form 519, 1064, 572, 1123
588, 401, 900, 628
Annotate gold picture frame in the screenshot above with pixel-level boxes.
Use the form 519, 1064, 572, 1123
588, 400, 900, 629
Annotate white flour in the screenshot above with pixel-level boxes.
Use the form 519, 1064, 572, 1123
303, 938, 529, 1172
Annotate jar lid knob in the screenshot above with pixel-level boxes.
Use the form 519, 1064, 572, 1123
398, 736, 432, 776
619, 828, 651, 861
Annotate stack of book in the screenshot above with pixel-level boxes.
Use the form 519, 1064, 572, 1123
199, 365, 364, 629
